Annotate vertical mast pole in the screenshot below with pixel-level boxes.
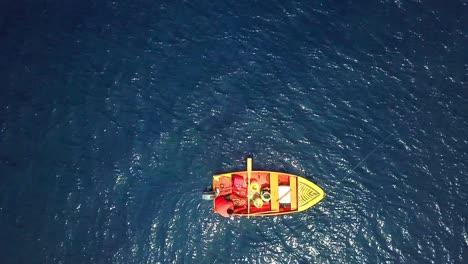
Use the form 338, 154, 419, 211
247, 157, 252, 218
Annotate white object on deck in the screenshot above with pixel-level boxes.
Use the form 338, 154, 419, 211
278, 186, 291, 204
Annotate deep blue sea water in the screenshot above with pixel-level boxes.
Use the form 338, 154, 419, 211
1, 0, 467, 263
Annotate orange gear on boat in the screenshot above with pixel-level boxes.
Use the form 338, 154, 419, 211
214, 196, 234, 218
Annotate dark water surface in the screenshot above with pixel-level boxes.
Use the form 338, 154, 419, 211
1, 0, 467, 263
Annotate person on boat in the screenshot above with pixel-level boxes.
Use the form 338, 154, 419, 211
214, 196, 235, 218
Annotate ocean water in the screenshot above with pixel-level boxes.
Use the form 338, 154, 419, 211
0, 0, 467, 263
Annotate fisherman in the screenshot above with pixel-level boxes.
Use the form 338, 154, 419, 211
214, 196, 235, 218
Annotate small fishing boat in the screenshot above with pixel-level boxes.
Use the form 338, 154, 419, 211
202, 158, 325, 217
